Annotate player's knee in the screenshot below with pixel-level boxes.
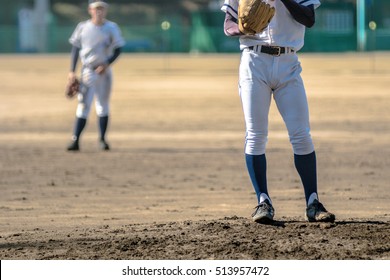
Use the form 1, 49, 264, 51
76, 104, 90, 119
245, 132, 268, 155
96, 105, 109, 117
290, 133, 314, 155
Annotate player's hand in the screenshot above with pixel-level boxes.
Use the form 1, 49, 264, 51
95, 64, 108, 75
68, 72, 77, 83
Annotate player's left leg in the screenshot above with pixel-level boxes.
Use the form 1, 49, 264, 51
274, 81, 319, 205
273, 54, 335, 222
95, 70, 112, 150
97, 115, 109, 150
273, 54, 314, 199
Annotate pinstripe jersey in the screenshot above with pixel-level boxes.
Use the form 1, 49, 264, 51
69, 19, 125, 69
221, 0, 321, 51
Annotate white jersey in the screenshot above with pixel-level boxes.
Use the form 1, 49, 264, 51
221, 0, 321, 51
69, 19, 125, 68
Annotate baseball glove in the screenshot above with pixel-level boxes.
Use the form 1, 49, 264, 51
65, 77, 80, 99
238, 0, 275, 35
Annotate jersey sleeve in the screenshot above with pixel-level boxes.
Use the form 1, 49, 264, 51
110, 22, 126, 49
221, 0, 239, 21
69, 22, 84, 48
296, 0, 321, 9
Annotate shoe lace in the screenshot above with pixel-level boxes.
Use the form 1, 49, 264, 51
309, 200, 327, 213
252, 201, 271, 216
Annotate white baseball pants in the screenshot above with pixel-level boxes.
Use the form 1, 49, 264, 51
239, 49, 314, 155
76, 67, 112, 119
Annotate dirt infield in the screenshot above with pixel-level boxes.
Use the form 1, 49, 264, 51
0, 53, 389, 260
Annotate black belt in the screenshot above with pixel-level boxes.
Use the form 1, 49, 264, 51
247, 45, 294, 56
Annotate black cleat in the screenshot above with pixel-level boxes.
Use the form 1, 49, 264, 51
306, 199, 335, 222
99, 140, 110, 151
252, 200, 274, 224
67, 140, 79, 151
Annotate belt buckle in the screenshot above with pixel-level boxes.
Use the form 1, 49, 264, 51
273, 46, 282, 56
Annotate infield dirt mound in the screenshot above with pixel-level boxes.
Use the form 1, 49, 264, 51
1, 54, 389, 260
1, 217, 389, 260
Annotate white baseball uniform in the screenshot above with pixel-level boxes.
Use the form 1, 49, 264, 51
221, 0, 320, 155
69, 19, 125, 119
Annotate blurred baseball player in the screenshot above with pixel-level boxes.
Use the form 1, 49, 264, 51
67, 0, 125, 151
221, 0, 335, 223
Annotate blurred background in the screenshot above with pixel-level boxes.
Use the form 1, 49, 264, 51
0, 0, 389, 53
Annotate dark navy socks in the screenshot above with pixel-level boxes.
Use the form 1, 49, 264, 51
98, 116, 109, 141
246, 151, 318, 206
72, 117, 87, 141
245, 154, 268, 203
72, 116, 109, 142
294, 151, 318, 205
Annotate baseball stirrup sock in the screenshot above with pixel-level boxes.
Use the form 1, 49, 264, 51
245, 154, 268, 204
73, 117, 87, 141
294, 151, 318, 205
99, 116, 109, 141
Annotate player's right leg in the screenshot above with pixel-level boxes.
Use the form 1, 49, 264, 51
239, 50, 274, 223
67, 117, 86, 151
67, 87, 93, 151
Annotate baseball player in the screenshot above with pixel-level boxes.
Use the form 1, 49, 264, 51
67, 0, 125, 151
221, 0, 335, 223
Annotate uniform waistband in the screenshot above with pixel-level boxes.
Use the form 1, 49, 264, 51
246, 45, 294, 56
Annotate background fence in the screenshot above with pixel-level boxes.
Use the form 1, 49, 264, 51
0, 0, 389, 53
